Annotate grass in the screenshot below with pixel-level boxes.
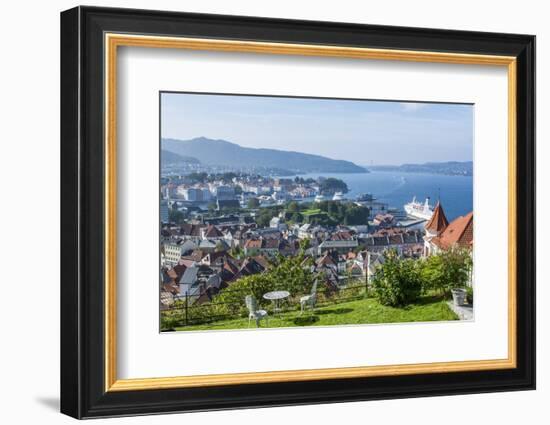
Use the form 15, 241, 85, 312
173, 295, 458, 332
301, 208, 322, 216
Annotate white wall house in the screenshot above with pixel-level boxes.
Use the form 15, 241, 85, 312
164, 240, 197, 266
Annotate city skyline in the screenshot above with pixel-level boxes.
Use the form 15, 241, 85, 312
161, 92, 473, 166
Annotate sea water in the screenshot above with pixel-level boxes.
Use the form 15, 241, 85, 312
295, 171, 473, 221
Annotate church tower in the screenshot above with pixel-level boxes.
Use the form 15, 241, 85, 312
424, 201, 449, 238
423, 202, 448, 256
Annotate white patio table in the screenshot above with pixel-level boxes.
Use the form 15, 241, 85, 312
262, 290, 290, 315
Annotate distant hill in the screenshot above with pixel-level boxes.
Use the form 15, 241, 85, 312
162, 137, 367, 173
160, 150, 201, 165
370, 161, 472, 176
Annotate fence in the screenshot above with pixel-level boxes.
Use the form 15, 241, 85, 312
161, 280, 370, 329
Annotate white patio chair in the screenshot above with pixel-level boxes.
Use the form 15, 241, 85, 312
245, 295, 269, 328
300, 280, 318, 314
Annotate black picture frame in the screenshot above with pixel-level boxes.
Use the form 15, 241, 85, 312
61, 5, 535, 419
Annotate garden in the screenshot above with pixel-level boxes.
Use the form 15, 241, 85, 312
161, 246, 472, 332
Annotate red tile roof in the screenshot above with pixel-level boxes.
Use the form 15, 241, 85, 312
331, 231, 353, 241
180, 223, 203, 237
172, 264, 187, 278
204, 225, 224, 238
425, 202, 449, 234
432, 212, 473, 250
244, 239, 262, 249
316, 252, 336, 267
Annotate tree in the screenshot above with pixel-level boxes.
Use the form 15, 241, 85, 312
291, 212, 303, 223
247, 197, 260, 209
213, 253, 317, 310
287, 201, 300, 213
343, 205, 370, 225
168, 208, 185, 224
186, 172, 208, 183
319, 177, 349, 194
267, 253, 317, 297
255, 210, 273, 227
215, 241, 228, 252
371, 249, 422, 306
220, 172, 237, 183
230, 245, 243, 259
299, 238, 310, 252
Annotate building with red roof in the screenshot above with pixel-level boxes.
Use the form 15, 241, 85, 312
424, 203, 473, 256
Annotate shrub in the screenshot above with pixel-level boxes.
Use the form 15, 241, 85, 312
371, 249, 423, 307
160, 309, 182, 331
422, 247, 472, 297
466, 285, 474, 305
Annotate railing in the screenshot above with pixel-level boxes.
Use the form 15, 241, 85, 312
161, 280, 369, 329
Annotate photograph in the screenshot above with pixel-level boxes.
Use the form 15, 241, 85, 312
159, 92, 475, 332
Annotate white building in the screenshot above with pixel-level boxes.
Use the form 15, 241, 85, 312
164, 240, 197, 266
177, 187, 212, 202
211, 185, 235, 200
269, 217, 288, 231
162, 183, 178, 199
298, 223, 312, 239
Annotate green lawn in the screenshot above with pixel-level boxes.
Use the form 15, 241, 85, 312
301, 208, 322, 216
173, 296, 458, 332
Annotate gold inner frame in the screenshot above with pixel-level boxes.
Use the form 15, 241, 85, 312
104, 33, 517, 392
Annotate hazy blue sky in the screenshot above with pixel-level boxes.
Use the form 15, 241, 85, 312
161, 92, 473, 166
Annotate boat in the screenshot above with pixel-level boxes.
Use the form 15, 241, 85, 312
332, 192, 345, 201
314, 194, 325, 203
404, 196, 434, 220
356, 193, 375, 202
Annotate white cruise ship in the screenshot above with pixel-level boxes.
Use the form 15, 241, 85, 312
404, 196, 434, 220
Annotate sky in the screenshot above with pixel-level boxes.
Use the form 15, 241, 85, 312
161, 92, 473, 166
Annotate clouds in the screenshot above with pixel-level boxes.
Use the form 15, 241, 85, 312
161, 93, 473, 165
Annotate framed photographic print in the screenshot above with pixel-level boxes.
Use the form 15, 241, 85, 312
60, 6, 536, 419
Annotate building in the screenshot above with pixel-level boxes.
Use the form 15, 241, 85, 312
213, 185, 235, 200
366, 251, 386, 283
164, 240, 197, 266
269, 216, 288, 231
179, 223, 204, 242
424, 202, 473, 256
317, 239, 358, 254
201, 225, 224, 240
372, 213, 396, 228
160, 200, 169, 224
298, 223, 312, 239
178, 187, 206, 202
162, 183, 178, 199
243, 239, 262, 256
216, 199, 240, 210
360, 229, 424, 254
424, 201, 449, 240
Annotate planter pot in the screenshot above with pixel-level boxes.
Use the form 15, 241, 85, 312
451, 288, 467, 306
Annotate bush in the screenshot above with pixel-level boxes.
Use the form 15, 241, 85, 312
422, 247, 472, 297
466, 286, 474, 305
371, 250, 423, 307
160, 309, 183, 331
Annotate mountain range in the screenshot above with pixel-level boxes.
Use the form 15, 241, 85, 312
161, 137, 367, 173
160, 150, 200, 165
369, 161, 473, 176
